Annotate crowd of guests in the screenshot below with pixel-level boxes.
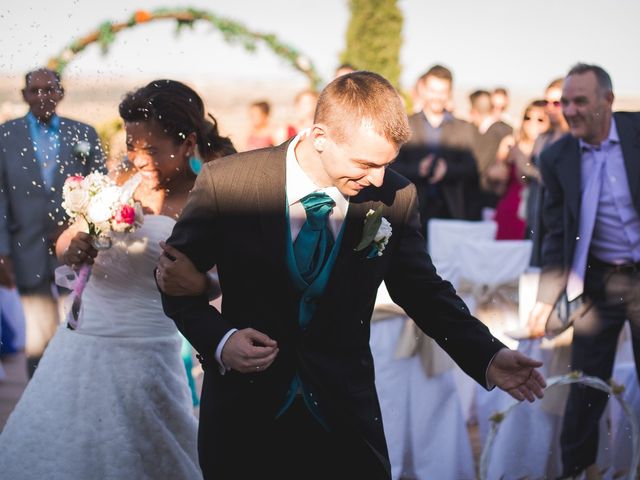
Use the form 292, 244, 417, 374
0, 60, 637, 480
240, 63, 570, 253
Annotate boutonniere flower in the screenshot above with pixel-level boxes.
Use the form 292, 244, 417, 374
73, 140, 92, 157
354, 205, 392, 258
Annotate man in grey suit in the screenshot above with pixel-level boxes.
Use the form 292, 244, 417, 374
0, 68, 104, 372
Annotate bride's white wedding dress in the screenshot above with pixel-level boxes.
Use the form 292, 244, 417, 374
0, 215, 202, 480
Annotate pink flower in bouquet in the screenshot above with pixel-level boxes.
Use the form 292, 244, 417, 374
115, 204, 136, 225
111, 203, 138, 232
65, 175, 84, 185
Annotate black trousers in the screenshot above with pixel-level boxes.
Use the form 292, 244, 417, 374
560, 259, 640, 476
213, 396, 389, 480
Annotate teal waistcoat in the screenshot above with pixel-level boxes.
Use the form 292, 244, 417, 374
276, 201, 346, 425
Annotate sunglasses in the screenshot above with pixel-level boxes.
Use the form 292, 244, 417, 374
542, 99, 561, 108
523, 116, 546, 123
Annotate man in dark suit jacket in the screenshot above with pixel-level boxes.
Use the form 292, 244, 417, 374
528, 64, 640, 478
0, 68, 104, 371
158, 72, 545, 480
391, 65, 480, 234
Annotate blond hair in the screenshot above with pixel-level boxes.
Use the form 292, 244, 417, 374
314, 71, 410, 147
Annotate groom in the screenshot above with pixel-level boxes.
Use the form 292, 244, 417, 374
158, 71, 545, 480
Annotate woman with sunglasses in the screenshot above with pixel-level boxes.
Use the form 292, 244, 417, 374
493, 100, 551, 239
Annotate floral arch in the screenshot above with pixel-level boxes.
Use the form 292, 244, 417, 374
47, 7, 322, 89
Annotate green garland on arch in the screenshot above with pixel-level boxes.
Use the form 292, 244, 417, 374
47, 7, 322, 89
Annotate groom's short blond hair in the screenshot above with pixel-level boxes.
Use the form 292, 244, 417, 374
314, 71, 410, 147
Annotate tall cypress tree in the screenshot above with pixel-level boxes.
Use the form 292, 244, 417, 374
340, 0, 403, 88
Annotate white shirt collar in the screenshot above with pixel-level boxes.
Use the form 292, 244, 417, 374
285, 129, 349, 215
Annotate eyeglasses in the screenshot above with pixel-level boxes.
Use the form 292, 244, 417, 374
25, 86, 59, 96
542, 99, 561, 108
523, 116, 546, 123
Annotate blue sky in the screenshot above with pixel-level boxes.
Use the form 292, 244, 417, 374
1, 0, 639, 94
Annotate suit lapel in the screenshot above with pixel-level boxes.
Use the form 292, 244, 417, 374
324, 193, 377, 293
338, 198, 374, 259
557, 139, 581, 220
615, 113, 640, 203
55, 120, 75, 191
257, 142, 289, 275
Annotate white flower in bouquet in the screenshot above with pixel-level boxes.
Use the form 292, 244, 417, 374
82, 172, 111, 196
61, 175, 88, 218
87, 185, 121, 226
61, 172, 144, 242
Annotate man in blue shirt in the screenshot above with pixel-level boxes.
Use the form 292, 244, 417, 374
0, 68, 104, 375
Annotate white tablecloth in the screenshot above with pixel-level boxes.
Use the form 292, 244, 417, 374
371, 316, 475, 480
371, 281, 475, 479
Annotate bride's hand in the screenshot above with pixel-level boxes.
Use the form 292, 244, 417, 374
156, 242, 208, 296
63, 232, 98, 267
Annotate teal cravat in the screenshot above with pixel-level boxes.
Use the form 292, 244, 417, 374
293, 192, 335, 284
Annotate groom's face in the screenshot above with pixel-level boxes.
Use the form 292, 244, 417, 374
319, 121, 398, 197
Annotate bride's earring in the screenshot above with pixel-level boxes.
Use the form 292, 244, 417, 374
314, 138, 325, 153
188, 155, 202, 175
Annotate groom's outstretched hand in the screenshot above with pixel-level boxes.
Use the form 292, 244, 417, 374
487, 348, 546, 402
222, 329, 279, 374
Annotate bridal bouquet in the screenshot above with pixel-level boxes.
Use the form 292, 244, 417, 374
62, 172, 144, 247
59, 172, 143, 328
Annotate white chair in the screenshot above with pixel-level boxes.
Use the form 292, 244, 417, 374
444, 238, 532, 428
428, 219, 497, 285
370, 282, 475, 480
455, 239, 533, 348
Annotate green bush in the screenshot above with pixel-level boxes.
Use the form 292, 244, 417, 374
340, 0, 403, 88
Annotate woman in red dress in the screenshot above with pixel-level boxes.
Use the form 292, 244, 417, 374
493, 100, 550, 240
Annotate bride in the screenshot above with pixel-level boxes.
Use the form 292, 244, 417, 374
0, 79, 235, 479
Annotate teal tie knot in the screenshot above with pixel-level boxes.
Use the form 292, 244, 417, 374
300, 192, 335, 230
294, 192, 336, 284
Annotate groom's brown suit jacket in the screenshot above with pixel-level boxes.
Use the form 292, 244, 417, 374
161, 141, 505, 478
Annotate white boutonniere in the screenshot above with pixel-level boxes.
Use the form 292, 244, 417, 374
354, 205, 392, 258
73, 140, 92, 157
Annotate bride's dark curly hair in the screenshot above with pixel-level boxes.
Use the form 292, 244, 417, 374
119, 79, 236, 162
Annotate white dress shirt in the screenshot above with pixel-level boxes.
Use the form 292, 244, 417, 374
214, 130, 349, 371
